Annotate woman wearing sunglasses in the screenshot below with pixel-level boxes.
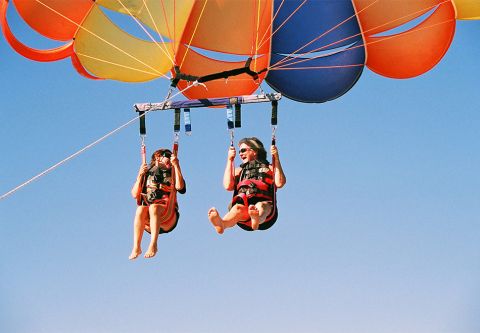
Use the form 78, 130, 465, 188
129, 148, 186, 259
208, 137, 286, 233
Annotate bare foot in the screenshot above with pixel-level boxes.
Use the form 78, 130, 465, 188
248, 205, 260, 230
208, 207, 224, 234
129, 247, 142, 260
144, 245, 158, 258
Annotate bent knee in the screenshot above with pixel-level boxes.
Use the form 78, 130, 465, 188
136, 206, 149, 217
149, 204, 166, 217
256, 202, 272, 215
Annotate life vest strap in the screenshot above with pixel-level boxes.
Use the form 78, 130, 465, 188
146, 183, 173, 192
237, 179, 269, 192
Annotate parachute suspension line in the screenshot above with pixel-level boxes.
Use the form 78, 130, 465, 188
32, 0, 168, 78
74, 52, 171, 78
270, 64, 365, 71
257, 0, 286, 51
179, 0, 209, 68
0, 84, 196, 201
250, 0, 257, 56
159, 0, 176, 58
268, 0, 381, 70
141, 0, 175, 65
250, 0, 262, 58
269, 0, 449, 71
271, 16, 454, 71
114, 0, 175, 66
256, 0, 308, 51
270, 0, 380, 70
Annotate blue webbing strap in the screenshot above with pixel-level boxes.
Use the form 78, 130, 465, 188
226, 105, 234, 130
183, 108, 192, 135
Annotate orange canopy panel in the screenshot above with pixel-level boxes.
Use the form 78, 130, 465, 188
364, 2, 456, 78
175, 45, 269, 99
13, 0, 93, 41
1, 0, 74, 61
75, 5, 174, 82
181, 0, 273, 55
353, 0, 445, 35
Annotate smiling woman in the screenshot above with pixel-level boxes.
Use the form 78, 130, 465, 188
208, 137, 286, 233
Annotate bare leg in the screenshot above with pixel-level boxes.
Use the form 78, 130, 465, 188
208, 208, 224, 234
252, 202, 273, 230
222, 204, 249, 227
145, 204, 166, 258
248, 205, 260, 230
129, 206, 148, 260
208, 205, 249, 234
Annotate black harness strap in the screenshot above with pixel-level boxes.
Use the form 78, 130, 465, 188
170, 57, 267, 88
139, 111, 146, 136
234, 103, 241, 128
174, 108, 181, 132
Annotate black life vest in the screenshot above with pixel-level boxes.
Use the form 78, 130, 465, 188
141, 165, 173, 205
235, 159, 274, 201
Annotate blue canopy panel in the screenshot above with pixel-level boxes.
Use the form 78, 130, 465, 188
265, 0, 366, 103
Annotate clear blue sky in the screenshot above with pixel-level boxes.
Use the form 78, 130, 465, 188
1, 8, 480, 333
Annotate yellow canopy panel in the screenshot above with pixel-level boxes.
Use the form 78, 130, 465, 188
74, 5, 174, 82
453, 0, 480, 19
97, 0, 195, 51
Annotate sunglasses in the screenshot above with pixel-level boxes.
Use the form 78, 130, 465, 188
239, 148, 253, 153
156, 151, 171, 159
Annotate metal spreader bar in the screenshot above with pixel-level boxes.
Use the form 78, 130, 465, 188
134, 93, 282, 113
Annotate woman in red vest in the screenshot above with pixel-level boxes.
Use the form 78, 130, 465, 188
208, 137, 286, 233
129, 149, 186, 259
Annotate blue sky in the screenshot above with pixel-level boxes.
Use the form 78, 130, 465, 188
1, 8, 480, 333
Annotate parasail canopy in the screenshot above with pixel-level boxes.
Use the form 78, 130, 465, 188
1, 0, 478, 103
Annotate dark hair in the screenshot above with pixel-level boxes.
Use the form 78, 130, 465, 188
238, 137, 268, 162
149, 149, 172, 168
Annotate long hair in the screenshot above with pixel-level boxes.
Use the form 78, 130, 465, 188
149, 149, 172, 168
239, 137, 268, 162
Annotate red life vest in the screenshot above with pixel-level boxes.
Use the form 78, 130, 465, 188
235, 159, 274, 202
233, 159, 278, 231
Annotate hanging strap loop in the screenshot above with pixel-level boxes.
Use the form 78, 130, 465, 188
234, 103, 242, 128
271, 100, 278, 146
226, 104, 235, 146
184, 108, 192, 135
